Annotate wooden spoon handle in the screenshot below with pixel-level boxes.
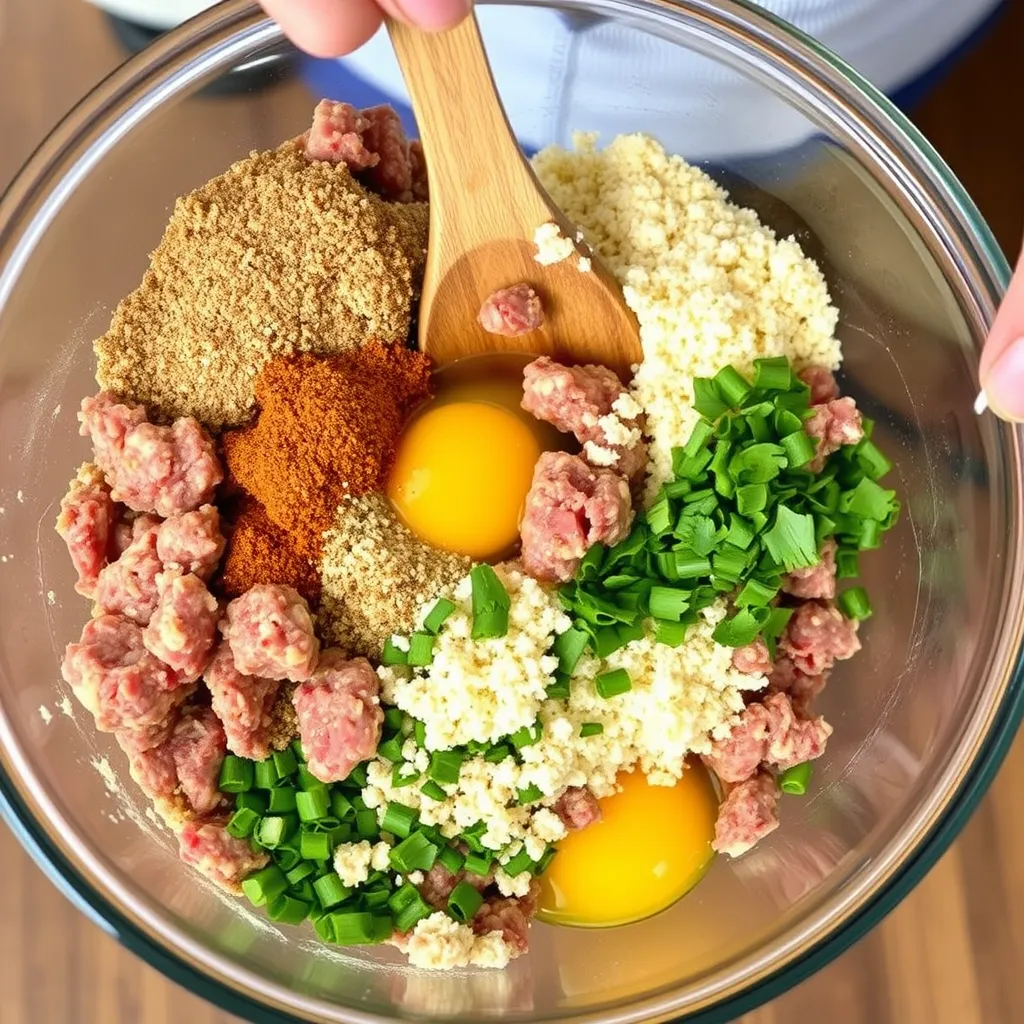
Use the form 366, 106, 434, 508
387, 15, 549, 247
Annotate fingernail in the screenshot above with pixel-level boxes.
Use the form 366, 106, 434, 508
395, 0, 472, 31
984, 337, 1024, 423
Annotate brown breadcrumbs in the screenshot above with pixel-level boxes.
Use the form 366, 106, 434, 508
267, 687, 299, 752
94, 139, 428, 428
319, 493, 471, 658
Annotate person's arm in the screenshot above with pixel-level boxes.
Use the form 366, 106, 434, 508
979, 245, 1024, 422
260, 0, 471, 57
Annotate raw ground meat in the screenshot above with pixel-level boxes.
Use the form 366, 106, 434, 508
109, 512, 161, 561
798, 365, 839, 405
767, 656, 827, 716
79, 391, 146, 473
783, 538, 838, 600
731, 637, 772, 675
521, 356, 646, 480
143, 571, 219, 681
804, 396, 864, 472
56, 465, 115, 597
223, 584, 319, 682
115, 716, 178, 757
93, 520, 163, 624
204, 640, 280, 761
418, 855, 493, 912
80, 392, 222, 516
552, 786, 601, 831
61, 614, 191, 732
520, 451, 633, 582
779, 600, 861, 676
291, 650, 382, 783
177, 819, 269, 890
478, 284, 544, 337
304, 100, 427, 203
702, 692, 831, 782
471, 882, 540, 957
124, 706, 226, 817
156, 505, 225, 580
712, 771, 780, 858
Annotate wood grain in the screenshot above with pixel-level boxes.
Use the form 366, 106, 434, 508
388, 14, 642, 376
1, 2, 1022, 1022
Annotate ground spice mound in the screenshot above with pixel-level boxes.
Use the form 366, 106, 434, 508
94, 140, 429, 428
319, 493, 471, 658
222, 342, 432, 560
217, 500, 321, 604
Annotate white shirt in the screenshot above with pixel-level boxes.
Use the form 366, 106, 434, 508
339, 0, 1002, 159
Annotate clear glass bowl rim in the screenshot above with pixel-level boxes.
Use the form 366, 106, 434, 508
0, 1, 1020, 1022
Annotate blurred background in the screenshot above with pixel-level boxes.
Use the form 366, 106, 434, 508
1, 1, 1022, 1022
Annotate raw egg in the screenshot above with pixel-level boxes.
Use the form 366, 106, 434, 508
537, 766, 718, 928
387, 400, 541, 560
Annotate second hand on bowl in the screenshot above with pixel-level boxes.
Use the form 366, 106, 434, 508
386, 14, 643, 379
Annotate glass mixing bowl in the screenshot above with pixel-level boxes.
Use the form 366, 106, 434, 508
0, 1, 1022, 1021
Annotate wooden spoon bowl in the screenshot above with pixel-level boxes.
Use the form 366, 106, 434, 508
388, 14, 643, 379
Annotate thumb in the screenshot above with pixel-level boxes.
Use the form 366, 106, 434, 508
979, 244, 1024, 422
377, 0, 474, 31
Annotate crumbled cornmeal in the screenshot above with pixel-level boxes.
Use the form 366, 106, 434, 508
333, 840, 391, 887
532, 221, 575, 266
403, 913, 514, 970
365, 601, 763, 861
533, 132, 841, 496
379, 565, 570, 749
318, 493, 471, 658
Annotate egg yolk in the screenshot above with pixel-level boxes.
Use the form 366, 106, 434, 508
537, 767, 718, 928
387, 401, 541, 560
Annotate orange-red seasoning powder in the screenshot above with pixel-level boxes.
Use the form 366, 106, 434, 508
222, 341, 432, 559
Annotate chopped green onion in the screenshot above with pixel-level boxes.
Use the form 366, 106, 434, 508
502, 848, 535, 876
578, 543, 606, 579
459, 821, 487, 853
380, 637, 408, 666
291, 739, 306, 762
470, 564, 511, 639
267, 788, 297, 814
423, 598, 457, 634
267, 895, 311, 925
735, 578, 778, 608
330, 791, 354, 821
509, 723, 541, 751
484, 743, 511, 764
390, 830, 439, 873
377, 736, 404, 764
463, 850, 493, 878
763, 505, 819, 571
391, 763, 421, 788
545, 675, 571, 700
253, 759, 279, 790
413, 720, 427, 747
714, 364, 753, 407
752, 355, 792, 391
712, 609, 762, 648
579, 722, 604, 738
296, 787, 331, 822
858, 518, 882, 550
420, 780, 447, 801
428, 749, 465, 786
835, 548, 860, 579
736, 482, 768, 515
838, 586, 873, 620
241, 865, 288, 907
218, 755, 253, 794
313, 872, 352, 910
381, 803, 418, 839
226, 807, 260, 839
448, 881, 485, 923
648, 586, 690, 622
535, 846, 558, 875
406, 632, 435, 667
595, 668, 632, 698
235, 791, 267, 814
855, 440, 894, 480
389, 884, 432, 932
299, 830, 332, 862
693, 377, 728, 419
273, 846, 302, 873
285, 860, 316, 886
517, 783, 543, 804
645, 499, 673, 536
779, 762, 813, 795
437, 845, 465, 875
383, 707, 404, 733
654, 618, 689, 646
346, 763, 368, 788
296, 766, 326, 792
355, 809, 380, 838
273, 748, 298, 779
256, 814, 297, 850
780, 429, 815, 468
328, 911, 391, 946
842, 477, 898, 522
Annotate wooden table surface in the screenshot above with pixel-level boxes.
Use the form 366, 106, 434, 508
2, 2, 1023, 1022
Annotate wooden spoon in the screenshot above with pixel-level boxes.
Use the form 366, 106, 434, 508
387, 14, 643, 379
